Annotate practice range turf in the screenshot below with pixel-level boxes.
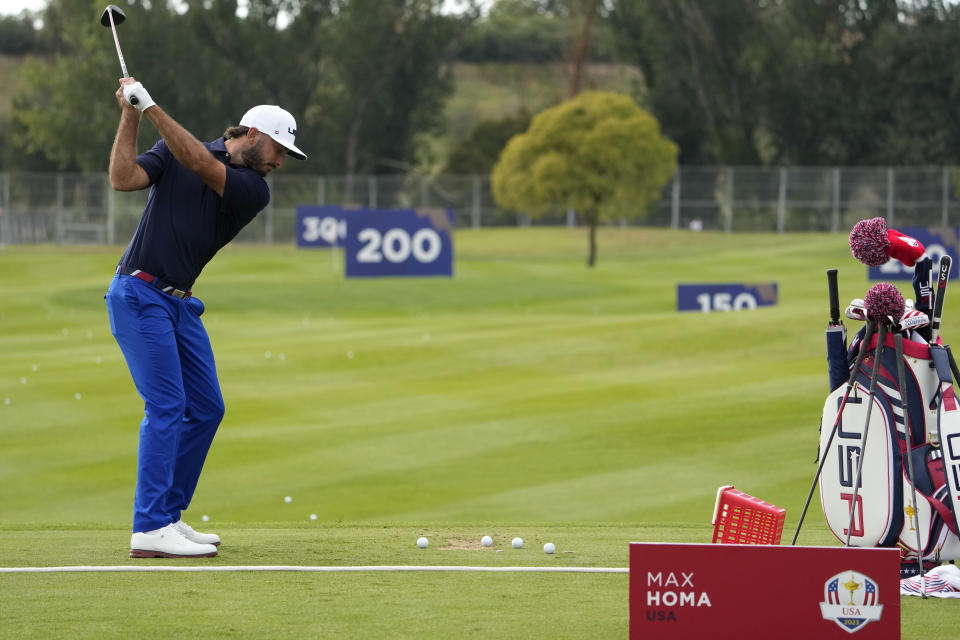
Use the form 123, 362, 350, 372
1, 228, 957, 638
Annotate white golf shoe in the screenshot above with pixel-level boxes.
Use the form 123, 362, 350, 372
129, 523, 218, 558
172, 519, 221, 546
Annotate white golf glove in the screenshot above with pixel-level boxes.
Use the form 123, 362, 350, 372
122, 81, 156, 112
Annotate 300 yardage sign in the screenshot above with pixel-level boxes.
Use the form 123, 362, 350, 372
296, 205, 345, 247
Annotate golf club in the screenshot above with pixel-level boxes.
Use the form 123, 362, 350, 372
931, 255, 952, 342
894, 330, 926, 593
100, 4, 137, 105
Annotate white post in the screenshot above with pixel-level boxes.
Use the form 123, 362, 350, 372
943, 166, 950, 227
670, 171, 680, 230
0, 172, 8, 244
832, 167, 840, 233
368, 175, 377, 209
887, 167, 895, 226
777, 167, 787, 233
471, 176, 481, 230
724, 167, 734, 233
317, 176, 326, 205
56, 174, 64, 244
265, 176, 274, 245
106, 174, 115, 245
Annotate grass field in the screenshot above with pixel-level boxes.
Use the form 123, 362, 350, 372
1, 228, 957, 637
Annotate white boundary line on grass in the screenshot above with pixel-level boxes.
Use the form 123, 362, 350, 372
0, 565, 628, 574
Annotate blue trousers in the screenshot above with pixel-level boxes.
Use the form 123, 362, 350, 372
105, 275, 225, 533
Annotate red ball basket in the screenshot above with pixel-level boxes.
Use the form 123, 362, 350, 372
711, 485, 786, 545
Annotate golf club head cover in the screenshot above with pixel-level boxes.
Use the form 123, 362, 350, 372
897, 309, 930, 333
864, 282, 905, 323
913, 256, 933, 314
123, 81, 156, 112
849, 217, 926, 267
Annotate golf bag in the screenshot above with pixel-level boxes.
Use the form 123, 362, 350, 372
819, 329, 960, 566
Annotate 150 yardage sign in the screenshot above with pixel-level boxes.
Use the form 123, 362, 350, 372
677, 283, 778, 312
345, 208, 454, 277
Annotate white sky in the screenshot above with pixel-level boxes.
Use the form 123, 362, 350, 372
0, 0, 47, 15
0, 0, 489, 17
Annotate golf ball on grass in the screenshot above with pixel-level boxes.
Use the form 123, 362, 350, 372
481, 535, 493, 547
544, 542, 556, 554
201, 515, 209, 522
310, 514, 318, 521
512, 537, 523, 549
284, 496, 292, 503
417, 537, 429, 549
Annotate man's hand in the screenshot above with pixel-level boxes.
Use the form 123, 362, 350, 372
115, 78, 139, 111
121, 80, 156, 112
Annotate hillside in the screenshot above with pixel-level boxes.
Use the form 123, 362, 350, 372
0, 54, 27, 114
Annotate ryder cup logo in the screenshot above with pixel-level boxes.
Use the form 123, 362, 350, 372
820, 570, 884, 633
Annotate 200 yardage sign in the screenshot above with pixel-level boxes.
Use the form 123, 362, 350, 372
346, 208, 454, 277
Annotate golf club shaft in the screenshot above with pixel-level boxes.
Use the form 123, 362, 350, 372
107, 11, 129, 78
895, 331, 926, 593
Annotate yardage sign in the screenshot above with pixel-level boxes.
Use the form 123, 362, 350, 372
296, 205, 346, 248
345, 208, 454, 277
629, 543, 899, 639
868, 226, 959, 280
677, 283, 778, 312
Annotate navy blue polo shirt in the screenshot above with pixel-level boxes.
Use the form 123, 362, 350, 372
118, 137, 270, 290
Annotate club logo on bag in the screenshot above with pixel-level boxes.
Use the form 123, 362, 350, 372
819, 570, 883, 633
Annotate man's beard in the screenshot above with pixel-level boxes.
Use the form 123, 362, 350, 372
240, 138, 270, 176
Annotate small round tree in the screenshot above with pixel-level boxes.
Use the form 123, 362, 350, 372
492, 91, 678, 266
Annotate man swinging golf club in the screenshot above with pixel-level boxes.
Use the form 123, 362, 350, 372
105, 75, 307, 557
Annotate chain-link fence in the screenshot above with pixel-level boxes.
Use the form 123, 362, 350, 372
1, 166, 958, 245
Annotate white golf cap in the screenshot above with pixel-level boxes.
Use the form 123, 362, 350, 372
239, 105, 307, 160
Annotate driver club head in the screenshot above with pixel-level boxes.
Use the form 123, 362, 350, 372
100, 5, 126, 27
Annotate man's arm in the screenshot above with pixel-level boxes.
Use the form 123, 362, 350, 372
143, 106, 227, 197
109, 83, 149, 192
121, 78, 227, 196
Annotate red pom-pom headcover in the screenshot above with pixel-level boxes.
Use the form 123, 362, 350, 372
849, 217, 926, 267
864, 282, 905, 323
886, 229, 925, 267
850, 217, 890, 266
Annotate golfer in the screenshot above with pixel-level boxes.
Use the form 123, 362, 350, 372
105, 77, 306, 557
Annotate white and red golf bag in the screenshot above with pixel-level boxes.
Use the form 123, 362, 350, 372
819, 330, 960, 570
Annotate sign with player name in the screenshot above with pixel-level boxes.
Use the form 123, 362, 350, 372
296, 205, 346, 248
345, 208, 454, 277
677, 283, 778, 312
629, 543, 899, 639
868, 227, 959, 280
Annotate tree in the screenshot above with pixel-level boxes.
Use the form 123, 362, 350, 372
609, 0, 770, 165
0, 13, 37, 54
443, 110, 531, 174
491, 90, 677, 267
316, 0, 476, 181
7, 0, 476, 176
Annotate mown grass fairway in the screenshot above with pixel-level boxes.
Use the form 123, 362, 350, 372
1, 228, 957, 637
